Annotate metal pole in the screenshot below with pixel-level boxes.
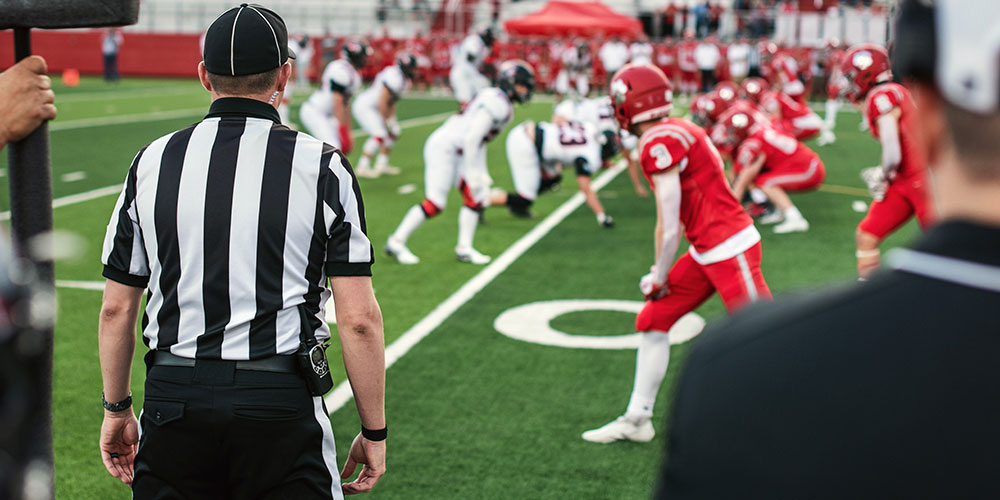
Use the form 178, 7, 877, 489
8, 26, 55, 496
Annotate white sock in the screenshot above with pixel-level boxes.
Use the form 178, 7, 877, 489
824, 99, 839, 129
784, 205, 804, 221
625, 330, 671, 421
362, 136, 380, 157
375, 153, 389, 169
749, 188, 768, 204
457, 206, 480, 250
357, 155, 372, 170
392, 205, 427, 245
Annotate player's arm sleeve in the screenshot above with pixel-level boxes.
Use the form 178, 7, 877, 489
652, 169, 682, 285
323, 148, 374, 277
101, 148, 150, 288
876, 113, 902, 179
639, 135, 689, 176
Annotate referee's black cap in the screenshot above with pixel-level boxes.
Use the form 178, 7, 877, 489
203, 3, 296, 77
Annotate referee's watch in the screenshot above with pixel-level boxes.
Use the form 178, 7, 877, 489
102, 392, 132, 412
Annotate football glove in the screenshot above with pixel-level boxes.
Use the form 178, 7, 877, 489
387, 118, 401, 139
639, 272, 668, 301
597, 213, 615, 228
861, 166, 888, 202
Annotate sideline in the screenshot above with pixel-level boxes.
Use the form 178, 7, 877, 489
323, 163, 627, 413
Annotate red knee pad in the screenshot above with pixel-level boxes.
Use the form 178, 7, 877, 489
421, 200, 442, 218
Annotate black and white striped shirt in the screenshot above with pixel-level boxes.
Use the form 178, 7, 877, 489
101, 97, 373, 360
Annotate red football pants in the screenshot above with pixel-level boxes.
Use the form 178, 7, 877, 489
858, 174, 934, 239
755, 157, 826, 192
635, 242, 772, 332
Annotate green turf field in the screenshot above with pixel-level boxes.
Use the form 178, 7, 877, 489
7, 76, 922, 499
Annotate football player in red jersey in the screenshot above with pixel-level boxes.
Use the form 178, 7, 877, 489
841, 44, 934, 279
759, 88, 824, 140
716, 107, 826, 233
676, 29, 700, 97
582, 64, 771, 444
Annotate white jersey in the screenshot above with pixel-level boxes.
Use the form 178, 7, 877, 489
354, 64, 408, 109
537, 121, 602, 177
629, 42, 654, 65
437, 87, 513, 149
554, 97, 615, 133
599, 41, 630, 73
305, 59, 362, 114
456, 33, 489, 69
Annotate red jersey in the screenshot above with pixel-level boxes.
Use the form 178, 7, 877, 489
677, 41, 698, 72
864, 83, 926, 181
639, 118, 759, 263
734, 127, 818, 175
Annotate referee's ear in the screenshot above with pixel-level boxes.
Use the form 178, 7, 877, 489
197, 61, 213, 93
276, 61, 292, 94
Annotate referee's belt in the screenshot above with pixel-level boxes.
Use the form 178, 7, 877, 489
150, 350, 297, 373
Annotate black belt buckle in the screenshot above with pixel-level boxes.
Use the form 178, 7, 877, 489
297, 342, 333, 396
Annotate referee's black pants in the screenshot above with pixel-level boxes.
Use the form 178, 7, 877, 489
132, 355, 342, 499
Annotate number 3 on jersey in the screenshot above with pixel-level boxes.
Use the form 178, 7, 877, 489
649, 144, 674, 169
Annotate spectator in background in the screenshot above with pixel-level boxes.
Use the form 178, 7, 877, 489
102, 28, 123, 83
727, 36, 751, 83
295, 35, 314, 87
695, 37, 721, 92
599, 37, 629, 84
629, 35, 654, 66
657, 0, 1000, 497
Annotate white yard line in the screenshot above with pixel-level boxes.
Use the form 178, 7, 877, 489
50, 107, 208, 131
56, 280, 106, 291
1, 110, 458, 221
323, 163, 626, 414
56, 85, 204, 103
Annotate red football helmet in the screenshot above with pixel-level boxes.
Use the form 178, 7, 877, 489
741, 77, 768, 103
714, 81, 740, 106
839, 44, 892, 104
691, 89, 735, 129
609, 64, 673, 131
713, 104, 766, 149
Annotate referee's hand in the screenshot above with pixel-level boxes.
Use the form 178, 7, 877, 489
100, 411, 139, 485
341, 432, 386, 494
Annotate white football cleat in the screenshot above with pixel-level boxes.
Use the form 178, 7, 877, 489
773, 217, 809, 234
355, 166, 380, 179
375, 164, 401, 176
582, 416, 655, 444
817, 129, 836, 146
385, 237, 419, 264
758, 210, 785, 225
455, 246, 490, 265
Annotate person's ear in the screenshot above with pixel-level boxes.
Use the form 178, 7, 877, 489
198, 62, 213, 92
277, 62, 292, 93
909, 82, 945, 170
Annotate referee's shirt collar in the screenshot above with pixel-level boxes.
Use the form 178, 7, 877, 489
206, 97, 281, 124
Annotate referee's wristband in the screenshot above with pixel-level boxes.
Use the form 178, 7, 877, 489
103, 392, 132, 413
361, 426, 387, 442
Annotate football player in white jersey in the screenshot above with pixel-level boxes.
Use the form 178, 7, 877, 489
552, 96, 649, 198
555, 43, 592, 100
386, 61, 535, 265
352, 52, 417, 178
299, 41, 367, 153
450, 26, 495, 108
493, 120, 619, 226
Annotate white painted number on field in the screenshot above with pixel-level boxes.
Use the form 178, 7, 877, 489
494, 299, 705, 350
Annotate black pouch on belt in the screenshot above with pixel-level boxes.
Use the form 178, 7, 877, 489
295, 304, 333, 396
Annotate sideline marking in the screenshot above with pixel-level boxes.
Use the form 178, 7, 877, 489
0, 111, 458, 221
494, 299, 705, 349
56, 280, 106, 291
323, 163, 627, 413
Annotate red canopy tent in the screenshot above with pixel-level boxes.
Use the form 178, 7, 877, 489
503, 1, 643, 38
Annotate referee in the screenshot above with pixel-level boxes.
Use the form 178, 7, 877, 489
97, 5, 386, 498
657, 1, 1000, 498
